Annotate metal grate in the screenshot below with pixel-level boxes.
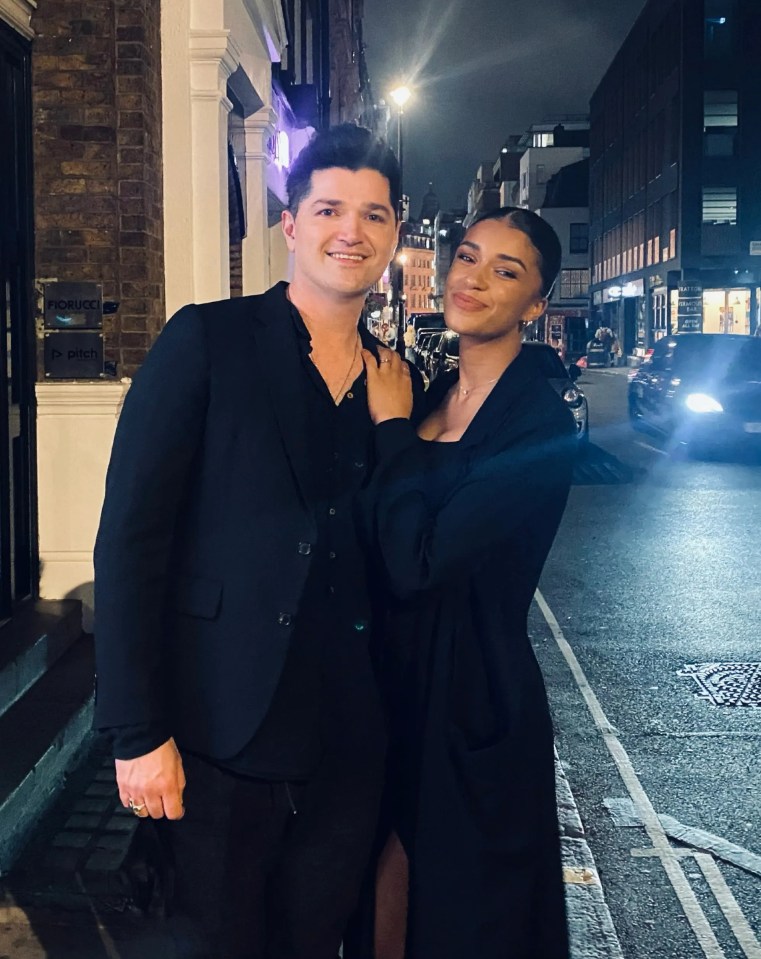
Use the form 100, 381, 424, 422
678, 663, 761, 707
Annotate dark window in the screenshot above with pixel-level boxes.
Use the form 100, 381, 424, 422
570, 222, 589, 254
704, 0, 737, 58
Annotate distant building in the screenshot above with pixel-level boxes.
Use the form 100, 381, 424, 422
418, 182, 440, 224
589, 0, 761, 358
401, 221, 436, 315
531, 159, 591, 361
433, 209, 467, 307
517, 117, 590, 211
464, 162, 501, 227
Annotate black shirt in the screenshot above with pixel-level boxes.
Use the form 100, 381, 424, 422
109, 302, 384, 779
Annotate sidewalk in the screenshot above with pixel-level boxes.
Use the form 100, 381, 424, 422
0, 744, 624, 958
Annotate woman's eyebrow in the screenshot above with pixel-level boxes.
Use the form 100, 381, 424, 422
460, 239, 526, 271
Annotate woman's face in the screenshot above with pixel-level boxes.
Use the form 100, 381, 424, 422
444, 219, 548, 342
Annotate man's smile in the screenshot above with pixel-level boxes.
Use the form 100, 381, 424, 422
327, 252, 368, 262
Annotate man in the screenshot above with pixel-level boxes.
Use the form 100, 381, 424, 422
403, 322, 416, 363
93, 124, 417, 958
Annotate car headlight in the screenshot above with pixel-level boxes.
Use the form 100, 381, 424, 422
562, 386, 585, 410
685, 393, 723, 414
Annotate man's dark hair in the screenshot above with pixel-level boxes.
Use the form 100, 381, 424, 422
472, 207, 562, 298
286, 123, 400, 218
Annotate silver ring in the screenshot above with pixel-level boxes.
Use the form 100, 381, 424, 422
128, 798, 146, 815
380, 358, 391, 364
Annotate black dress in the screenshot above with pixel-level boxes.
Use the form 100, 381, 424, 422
359, 350, 577, 958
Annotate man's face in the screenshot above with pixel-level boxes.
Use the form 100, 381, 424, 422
282, 167, 399, 301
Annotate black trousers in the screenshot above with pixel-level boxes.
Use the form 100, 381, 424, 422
157, 751, 384, 959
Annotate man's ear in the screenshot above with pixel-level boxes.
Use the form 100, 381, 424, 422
281, 209, 297, 252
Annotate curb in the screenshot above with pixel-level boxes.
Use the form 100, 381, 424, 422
556, 750, 625, 959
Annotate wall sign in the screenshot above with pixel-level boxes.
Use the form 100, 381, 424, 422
44, 332, 104, 379
44, 282, 103, 329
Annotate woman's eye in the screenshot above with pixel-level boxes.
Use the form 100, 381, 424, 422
456, 252, 474, 263
497, 270, 516, 279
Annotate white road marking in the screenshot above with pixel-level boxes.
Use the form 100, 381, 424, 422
535, 589, 727, 959
694, 853, 761, 959
635, 439, 667, 456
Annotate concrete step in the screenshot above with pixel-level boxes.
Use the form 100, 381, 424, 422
0, 600, 83, 721
0, 633, 95, 874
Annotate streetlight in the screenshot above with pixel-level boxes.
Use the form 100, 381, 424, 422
390, 84, 411, 354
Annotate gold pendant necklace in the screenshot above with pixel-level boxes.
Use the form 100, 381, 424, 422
330, 333, 361, 404
458, 377, 498, 397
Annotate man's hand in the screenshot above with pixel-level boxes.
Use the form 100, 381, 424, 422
362, 347, 413, 425
115, 737, 186, 820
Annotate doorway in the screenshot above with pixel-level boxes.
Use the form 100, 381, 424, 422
0, 19, 36, 626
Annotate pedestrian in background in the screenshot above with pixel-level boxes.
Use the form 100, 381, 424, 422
353, 207, 576, 959
93, 124, 421, 959
403, 322, 416, 363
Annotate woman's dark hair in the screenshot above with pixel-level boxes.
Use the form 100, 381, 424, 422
471, 206, 562, 298
286, 123, 400, 218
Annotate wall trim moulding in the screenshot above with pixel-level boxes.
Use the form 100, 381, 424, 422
0, 0, 37, 39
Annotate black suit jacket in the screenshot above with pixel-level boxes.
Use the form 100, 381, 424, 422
93, 282, 396, 759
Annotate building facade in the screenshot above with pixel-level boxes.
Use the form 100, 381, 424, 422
588, 0, 761, 359
517, 118, 589, 211
401, 221, 436, 315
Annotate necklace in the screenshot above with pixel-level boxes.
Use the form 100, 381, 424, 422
328, 333, 361, 404
457, 377, 499, 397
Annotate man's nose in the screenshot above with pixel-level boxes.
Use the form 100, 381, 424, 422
336, 213, 363, 243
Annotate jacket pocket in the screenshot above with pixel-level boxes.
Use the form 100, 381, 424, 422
170, 574, 223, 621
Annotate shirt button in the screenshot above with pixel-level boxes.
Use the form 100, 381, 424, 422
328, 507, 336, 516
277, 612, 293, 627
328, 586, 335, 595
354, 620, 369, 632
297, 542, 312, 555
353, 461, 365, 469
346, 391, 354, 400
329, 551, 336, 560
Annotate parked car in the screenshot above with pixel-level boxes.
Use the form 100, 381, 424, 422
428, 330, 459, 381
414, 328, 442, 370
521, 342, 589, 442
627, 333, 761, 454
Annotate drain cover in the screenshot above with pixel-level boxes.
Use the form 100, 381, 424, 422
678, 663, 761, 707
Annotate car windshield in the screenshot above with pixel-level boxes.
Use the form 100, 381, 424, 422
522, 344, 567, 378
674, 336, 761, 379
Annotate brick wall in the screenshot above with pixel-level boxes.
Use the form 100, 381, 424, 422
32, 0, 164, 379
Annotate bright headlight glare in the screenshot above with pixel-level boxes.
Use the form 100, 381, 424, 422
685, 393, 723, 414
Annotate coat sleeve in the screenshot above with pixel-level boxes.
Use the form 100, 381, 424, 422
364, 414, 575, 601
93, 305, 210, 728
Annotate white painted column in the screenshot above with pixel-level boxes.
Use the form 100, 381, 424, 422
239, 106, 276, 294
188, 30, 239, 303
36, 381, 131, 631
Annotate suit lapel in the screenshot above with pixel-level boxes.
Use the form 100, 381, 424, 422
249, 283, 316, 514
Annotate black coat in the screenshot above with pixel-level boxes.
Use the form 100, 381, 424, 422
93, 283, 388, 759
358, 350, 576, 958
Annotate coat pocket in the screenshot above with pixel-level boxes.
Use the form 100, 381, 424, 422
169, 574, 223, 621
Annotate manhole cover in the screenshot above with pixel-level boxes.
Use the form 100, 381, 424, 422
678, 663, 761, 707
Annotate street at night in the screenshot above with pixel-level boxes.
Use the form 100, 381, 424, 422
535, 367, 761, 958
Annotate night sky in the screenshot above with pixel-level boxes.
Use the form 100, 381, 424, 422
363, 0, 646, 214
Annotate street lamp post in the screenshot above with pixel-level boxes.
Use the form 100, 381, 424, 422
390, 85, 411, 356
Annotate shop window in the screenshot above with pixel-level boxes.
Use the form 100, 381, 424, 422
569, 223, 589, 254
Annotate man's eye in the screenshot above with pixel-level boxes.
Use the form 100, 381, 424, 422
367, 214, 385, 222
317, 208, 336, 216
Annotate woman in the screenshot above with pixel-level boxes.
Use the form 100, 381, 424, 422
357, 208, 576, 958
